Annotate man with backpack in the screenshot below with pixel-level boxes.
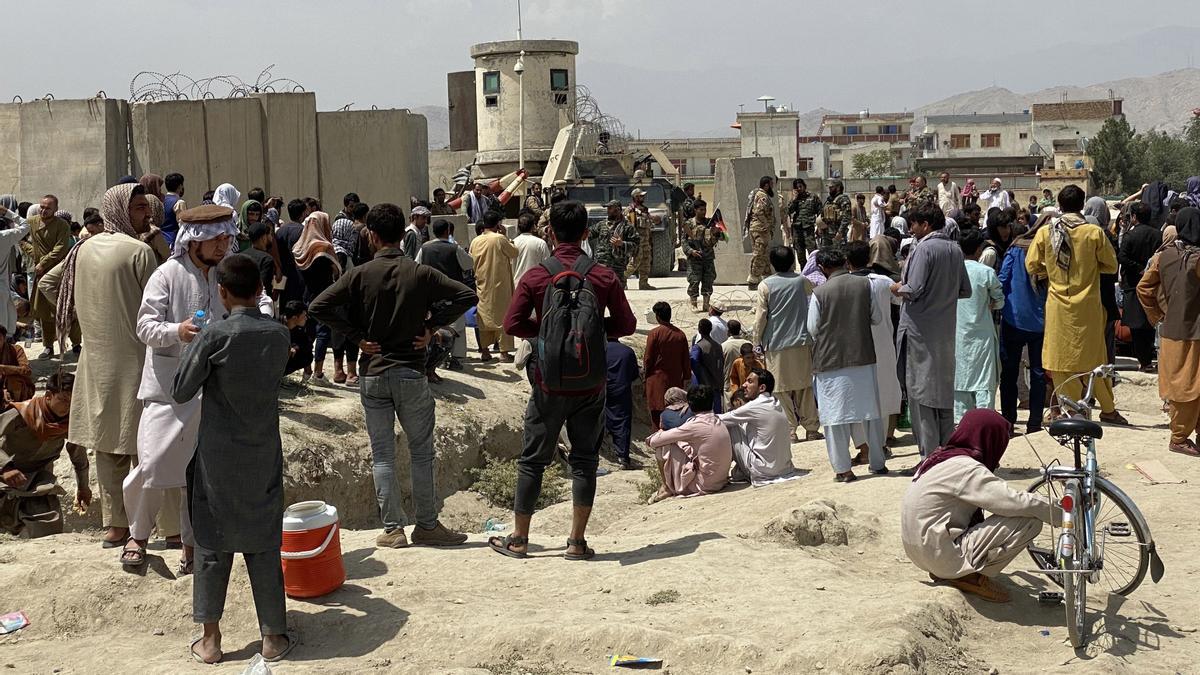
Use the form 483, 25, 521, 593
493, 201, 636, 560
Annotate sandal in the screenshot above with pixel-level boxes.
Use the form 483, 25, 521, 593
102, 533, 130, 549
190, 637, 222, 665
345, 375, 359, 387
263, 632, 298, 663
178, 558, 194, 576
120, 542, 147, 568
334, 372, 347, 384
488, 534, 529, 559
426, 371, 444, 384
1168, 440, 1200, 457
565, 537, 595, 561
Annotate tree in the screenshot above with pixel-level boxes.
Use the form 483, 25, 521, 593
850, 149, 893, 179
1088, 117, 1136, 193
1133, 131, 1192, 190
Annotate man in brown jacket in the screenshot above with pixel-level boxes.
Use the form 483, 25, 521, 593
21, 195, 78, 358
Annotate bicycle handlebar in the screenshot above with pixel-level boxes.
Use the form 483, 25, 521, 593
1055, 364, 1118, 414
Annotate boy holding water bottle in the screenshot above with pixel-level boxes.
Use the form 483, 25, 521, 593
174, 253, 292, 664
123, 205, 270, 574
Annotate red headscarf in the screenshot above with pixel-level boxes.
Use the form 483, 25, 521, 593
912, 409, 1010, 481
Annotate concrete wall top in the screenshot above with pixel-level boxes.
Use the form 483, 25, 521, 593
0, 104, 20, 197
252, 92, 319, 201
16, 98, 129, 218
470, 39, 578, 58
129, 99, 210, 195
203, 97, 267, 195
317, 109, 428, 218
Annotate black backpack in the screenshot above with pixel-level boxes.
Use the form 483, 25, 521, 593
536, 255, 606, 393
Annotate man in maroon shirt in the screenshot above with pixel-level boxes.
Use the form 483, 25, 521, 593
491, 201, 636, 560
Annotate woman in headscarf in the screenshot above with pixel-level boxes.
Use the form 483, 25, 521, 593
212, 183, 240, 216
292, 212, 341, 380
901, 409, 1059, 603
1118, 202, 1163, 372
1183, 177, 1200, 210
138, 173, 166, 203
1138, 207, 1200, 456
961, 178, 979, 206
237, 199, 263, 252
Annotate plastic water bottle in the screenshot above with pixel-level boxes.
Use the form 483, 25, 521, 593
484, 518, 508, 533
192, 309, 208, 330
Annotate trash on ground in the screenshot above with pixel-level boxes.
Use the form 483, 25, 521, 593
1131, 460, 1185, 485
610, 654, 664, 668
0, 612, 29, 635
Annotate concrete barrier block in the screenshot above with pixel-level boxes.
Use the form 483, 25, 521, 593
204, 97, 267, 195
317, 109, 429, 217
0, 104, 20, 197
713, 157, 778, 285
253, 92, 319, 202
130, 99, 209, 195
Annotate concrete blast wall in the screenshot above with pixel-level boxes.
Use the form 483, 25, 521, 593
203, 98, 267, 194
317, 109, 428, 217
714, 156, 778, 285
253, 92, 319, 202
8, 98, 130, 219
130, 100, 210, 194
3, 94, 428, 218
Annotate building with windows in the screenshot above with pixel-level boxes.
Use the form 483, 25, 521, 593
919, 112, 1033, 158
796, 112, 915, 179
1031, 98, 1123, 165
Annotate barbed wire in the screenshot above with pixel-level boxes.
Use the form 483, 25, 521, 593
128, 65, 306, 102
570, 84, 631, 156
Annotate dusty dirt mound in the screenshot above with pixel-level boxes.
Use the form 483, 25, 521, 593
758, 499, 880, 547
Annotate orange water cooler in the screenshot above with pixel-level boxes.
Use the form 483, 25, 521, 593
280, 501, 345, 599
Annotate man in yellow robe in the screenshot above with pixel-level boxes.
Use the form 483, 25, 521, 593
468, 211, 518, 362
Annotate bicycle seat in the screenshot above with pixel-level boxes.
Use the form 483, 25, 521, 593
1048, 417, 1103, 440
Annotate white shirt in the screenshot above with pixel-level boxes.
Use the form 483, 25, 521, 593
136, 255, 271, 402
512, 232, 551, 285
693, 314, 728, 346
980, 188, 1012, 211
936, 181, 961, 213
718, 394, 796, 483
870, 195, 887, 238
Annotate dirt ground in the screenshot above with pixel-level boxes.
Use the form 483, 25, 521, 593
1, 277, 1197, 674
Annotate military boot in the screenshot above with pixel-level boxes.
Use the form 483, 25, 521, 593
689, 297, 698, 310
702, 295, 711, 312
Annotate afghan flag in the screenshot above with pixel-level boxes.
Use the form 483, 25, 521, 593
710, 207, 730, 241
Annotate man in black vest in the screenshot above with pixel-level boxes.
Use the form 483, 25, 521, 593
416, 219, 474, 371
807, 248, 888, 482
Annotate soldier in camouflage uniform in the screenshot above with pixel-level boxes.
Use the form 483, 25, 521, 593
820, 180, 852, 250
590, 199, 640, 287
786, 178, 823, 262
625, 188, 656, 290
904, 175, 936, 213
745, 175, 776, 288
682, 199, 720, 310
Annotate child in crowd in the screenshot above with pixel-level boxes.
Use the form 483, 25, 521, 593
172, 254, 293, 665
728, 343, 764, 396
282, 301, 313, 380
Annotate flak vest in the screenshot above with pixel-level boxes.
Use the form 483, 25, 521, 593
811, 272, 876, 373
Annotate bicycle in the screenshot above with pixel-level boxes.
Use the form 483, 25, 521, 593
1024, 364, 1166, 648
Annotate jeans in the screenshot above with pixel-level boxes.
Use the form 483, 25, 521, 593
514, 387, 604, 515
193, 545, 287, 636
361, 367, 438, 531
313, 322, 332, 363
999, 321, 1045, 431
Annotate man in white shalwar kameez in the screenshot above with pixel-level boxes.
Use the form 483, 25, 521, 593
718, 369, 799, 486
0, 197, 31, 336
510, 215, 552, 371
120, 205, 271, 569
846, 241, 903, 451
806, 249, 887, 482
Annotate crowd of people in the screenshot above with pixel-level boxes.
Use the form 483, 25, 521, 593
0, 160, 1197, 661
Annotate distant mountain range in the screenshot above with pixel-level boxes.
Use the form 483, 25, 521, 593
416, 68, 1200, 148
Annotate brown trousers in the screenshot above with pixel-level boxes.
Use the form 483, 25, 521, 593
1167, 398, 1200, 444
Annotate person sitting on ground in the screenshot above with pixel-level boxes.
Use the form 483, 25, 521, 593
659, 386, 693, 431
728, 342, 763, 397
901, 409, 1059, 603
690, 318, 725, 412
282, 301, 313, 380
0, 371, 89, 538
645, 384, 733, 503
0, 326, 34, 411
718, 368, 799, 486
173, 254, 294, 664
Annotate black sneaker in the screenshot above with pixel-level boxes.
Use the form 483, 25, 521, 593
618, 458, 634, 471
447, 357, 465, 371
869, 466, 890, 475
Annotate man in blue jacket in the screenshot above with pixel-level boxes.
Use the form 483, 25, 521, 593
998, 213, 1049, 434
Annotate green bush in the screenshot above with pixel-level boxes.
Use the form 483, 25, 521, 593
471, 456, 567, 510
645, 589, 680, 606
636, 461, 663, 504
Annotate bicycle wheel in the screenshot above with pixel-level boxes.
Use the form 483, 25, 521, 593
1061, 480, 1087, 648
1027, 476, 1151, 596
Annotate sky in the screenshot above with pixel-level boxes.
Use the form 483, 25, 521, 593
5, 0, 1199, 136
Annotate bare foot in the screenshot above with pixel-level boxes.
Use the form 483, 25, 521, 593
261, 633, 291, 661
647, 489, 672, 505
102, 527, 129, 546
191, 633, 222, 664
